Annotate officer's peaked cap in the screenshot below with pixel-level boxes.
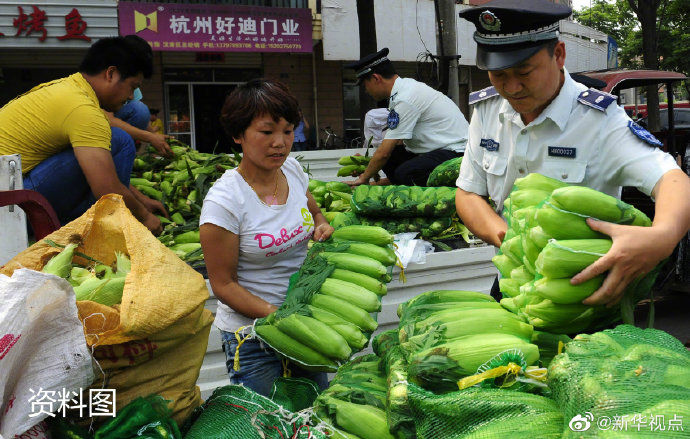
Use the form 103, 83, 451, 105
345, 48, 392, 84
459, 0, 572, 71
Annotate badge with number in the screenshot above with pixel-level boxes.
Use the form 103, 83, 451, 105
388, 109, 399, 129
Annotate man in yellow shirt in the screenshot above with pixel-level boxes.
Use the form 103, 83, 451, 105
0, 35, 166, 235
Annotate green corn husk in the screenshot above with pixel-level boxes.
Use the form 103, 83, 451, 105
513, 173, 568, 192
534, 276, 604, 304
535, 239, 612, 279
499, 278, 521, 298
275, 313, 352, 360
69, 266, 94, 286
74, 276, 126, 306
42, 243, 78, 279
114, 252, 131, 277
492, 254, 521, 278
307, 305, 368, 350
536, 203, 604, 240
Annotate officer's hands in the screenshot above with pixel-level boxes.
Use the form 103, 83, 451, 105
347, 175, 369, 187
571, 218, 676, 307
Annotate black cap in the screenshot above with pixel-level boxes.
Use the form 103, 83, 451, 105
458, 0, 572, 71
345, 48, 392, 85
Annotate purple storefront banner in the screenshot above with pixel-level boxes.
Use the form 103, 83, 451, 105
118, 2, 312, 53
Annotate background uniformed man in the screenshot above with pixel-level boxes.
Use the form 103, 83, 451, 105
456, 0, 690, 306
346, 48, 469, 186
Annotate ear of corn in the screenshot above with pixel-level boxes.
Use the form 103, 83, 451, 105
500, 297, 519, 314
499, 278, 521, 298
307, 306, 368, 350
320, 252, 388, 280
509, 266, 534, 286
332, 225, 393, 246
173, 230, 200, 244
492, 254, 521, 278
319, 278, 381, 312
525, 299, 591, 323
403, 312, 534, 353
42, 243, 78, 279
500, 236, 524, 264
536, 203, 604, 239
74, 276, 125, 306
321, 396, 395, 439
275, 314, 352, 360
330, 268, 387, 296
114, 252, 131, 277
529, 226, 552, 249
311, 294, 378, 332
406, 305, 514, 337
409, 333, 540, 379
338, 242, 397, 266
254, 324, 338, 371
535, 239, 612, 278
534, 276, 604, 304
521, 234, 541, 266
550, 186, 629, 222
509, 189, 551, 210
69, 266, 94, 286
513, 173, 568, 192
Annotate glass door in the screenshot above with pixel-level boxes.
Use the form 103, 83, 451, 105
166, 83, 194, 148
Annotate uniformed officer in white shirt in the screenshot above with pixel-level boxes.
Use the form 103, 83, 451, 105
345, 48, 470, 186
456, 0, 690, 306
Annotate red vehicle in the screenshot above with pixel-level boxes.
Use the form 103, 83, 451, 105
579, 69, 690, 284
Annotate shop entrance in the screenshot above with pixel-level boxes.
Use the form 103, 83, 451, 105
165, 82, 240, 153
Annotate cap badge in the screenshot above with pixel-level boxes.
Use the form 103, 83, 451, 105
479, 10, 501, 32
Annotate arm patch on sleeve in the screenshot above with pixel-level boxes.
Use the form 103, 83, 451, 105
628, 121, 663, 147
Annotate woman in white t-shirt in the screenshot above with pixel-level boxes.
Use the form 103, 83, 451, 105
199, 79, 333, 396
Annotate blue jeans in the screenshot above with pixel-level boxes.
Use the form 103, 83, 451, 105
114, 100, 150, 131
221, 330, 329, 397
23, 127, 135, 224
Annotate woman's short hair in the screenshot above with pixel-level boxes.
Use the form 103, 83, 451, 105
220, 79, 300, 139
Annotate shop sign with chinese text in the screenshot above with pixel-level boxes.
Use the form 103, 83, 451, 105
0, 0, 117, 48
118, 2, 312, 53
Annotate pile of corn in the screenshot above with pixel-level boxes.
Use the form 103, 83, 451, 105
253, 225, 397, 371
337, 154, 371, 178
396, 290, 539, 392
329, 184, 471, 242
313, 354, 395, 439
42, 239, 130, 306
309, 180, 353, 222
494, 174, 659, 334
130, 139, 240, 268
549, 325, 690, 438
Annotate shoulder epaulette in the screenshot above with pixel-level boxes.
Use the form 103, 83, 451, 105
469, 86, 499, 105
577, 88, 616, 112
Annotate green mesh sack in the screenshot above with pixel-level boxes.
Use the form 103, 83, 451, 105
94, 395, 181, 439
426, 156, 463, 187
385, 345, 416, 439
350, 185, 457, 218
314, 355, 392, 439
184, 385, 328, 439
406, 382, 563, 438
372, 329, 400, 357
269, 377, 321, 413
549, 325, 690, 438
357, 215, 454, 238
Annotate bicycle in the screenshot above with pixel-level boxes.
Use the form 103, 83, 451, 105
319, 126, 347, 150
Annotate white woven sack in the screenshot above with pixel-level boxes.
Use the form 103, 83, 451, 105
0, 269, 93, 437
